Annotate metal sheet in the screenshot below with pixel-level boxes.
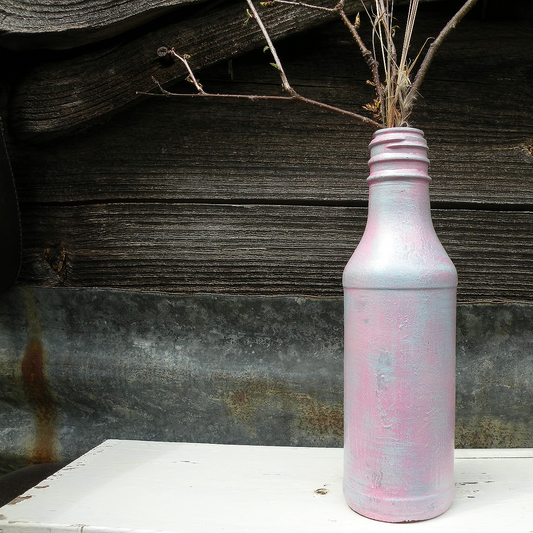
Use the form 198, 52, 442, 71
0, 288, 531, 474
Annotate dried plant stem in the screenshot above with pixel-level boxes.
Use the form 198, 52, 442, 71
390, 0, 420, 126
151, 0, 480, 130
260, 0, 334, 12
247, 0, 384, 126
404, 0, 479, 113
337, 6, 384, 115
290, 93, 380, 124
247, 0, 381, 126
245, 0, 293, 93
261, 0, 385, 111
168, 49, 206, 94
143, 83, 381, 127
146, 65, 381, 128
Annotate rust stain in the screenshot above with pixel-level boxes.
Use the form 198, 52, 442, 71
21, 289, 59, 465
455, 417, 531, 448
220, 377, 343, 442
8, 495, 32, 505
301, 401, 343, 439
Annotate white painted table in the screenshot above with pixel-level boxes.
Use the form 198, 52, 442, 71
1, 440, 532, 532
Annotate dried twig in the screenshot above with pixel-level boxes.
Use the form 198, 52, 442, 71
259, 0, 334, 12
337, 6, 385, 120
150, 0, 479, 130
245, 0, 294, 94
167, 49, 206, 94
145, 62, 381, 128
141, 87, 381, 127
147, 1, 381, 129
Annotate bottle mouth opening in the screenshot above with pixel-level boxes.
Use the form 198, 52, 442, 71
373, 126, 424, 136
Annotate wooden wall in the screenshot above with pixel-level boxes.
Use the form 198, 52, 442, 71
4, 0, 532, 302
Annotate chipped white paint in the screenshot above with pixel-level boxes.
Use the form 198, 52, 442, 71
0, 440, 532, 532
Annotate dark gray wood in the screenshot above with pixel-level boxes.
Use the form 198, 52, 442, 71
11, 3, 533, 205
12, 93, 533, 207
18, 202, 533, 302
5, 0, 483, 140
7, 0, 533, 302
0, 0, 437, 51
7, 0, 351, 140
0, 0, 208, 50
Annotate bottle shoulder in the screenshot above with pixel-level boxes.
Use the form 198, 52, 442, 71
343, 230, 457, 290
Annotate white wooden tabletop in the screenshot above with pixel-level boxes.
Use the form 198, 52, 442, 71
1, 440, 532, 532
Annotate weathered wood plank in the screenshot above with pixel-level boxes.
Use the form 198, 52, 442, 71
7, 0, 530, 145
7, 0, 354, 139
0, 0, 210, 50
7, 1, 533, 302
0, 0, 443, 51
5, 0, 498, 138
18, 203, 533, 302
11, 92, 533, 207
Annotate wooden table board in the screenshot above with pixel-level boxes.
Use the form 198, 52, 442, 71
1, 440, 532, 532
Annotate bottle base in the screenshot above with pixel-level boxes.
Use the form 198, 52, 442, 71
344, 487, 454, 523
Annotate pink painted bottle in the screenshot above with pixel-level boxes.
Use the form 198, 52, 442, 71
343, 127, 457, 522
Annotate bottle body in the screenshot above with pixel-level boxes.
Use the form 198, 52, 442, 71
343, 128, 457, 522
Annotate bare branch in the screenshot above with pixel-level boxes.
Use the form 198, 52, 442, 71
258, 0, 384, 122
259, 0, 334, 13
140, 82, 382, 129
292, 93, 382, 127
245, 0, 294, 94
336, 5, 385, 119
404, 0, 479, 112
138, 89, 295, 103
150, 0, 480, 132
168, 49, 206, 94
149, 0, 393, 130
260, 0, 383, 101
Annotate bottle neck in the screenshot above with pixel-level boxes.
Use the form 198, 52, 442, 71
367, 178, 431, 229
343, 127, 458, 290
366, 127, 432, 230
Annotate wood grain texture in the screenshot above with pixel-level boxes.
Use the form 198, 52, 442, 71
7, 0, 351, 140
18, 202, 533, 302
5, 0, 479, 140
0, 0, 207, 50
11, 95, 533, 207
8, 0, 533, 302
0, 0, 437, 51
11, 3, 533, 206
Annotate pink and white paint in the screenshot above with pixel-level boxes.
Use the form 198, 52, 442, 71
343, 128, 458, 522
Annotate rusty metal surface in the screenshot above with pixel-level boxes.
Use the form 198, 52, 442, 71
0, 288, 532, 474
455, 304, 533, 448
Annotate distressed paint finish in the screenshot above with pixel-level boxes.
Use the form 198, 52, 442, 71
343, 128, 458, 522
2, 441, 533, 533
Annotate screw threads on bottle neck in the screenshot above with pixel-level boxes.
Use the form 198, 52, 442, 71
368, 127, 430, 183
